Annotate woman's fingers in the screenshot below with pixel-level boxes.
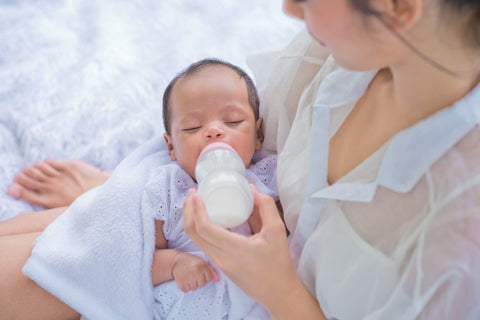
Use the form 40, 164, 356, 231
183, 187, 285, 260
184, 186, 298, 312
184, 189, 245, 250
251, 185, 287, 237
183, 189, 225, 259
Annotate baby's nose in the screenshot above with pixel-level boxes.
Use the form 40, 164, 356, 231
205, 124, 224, 139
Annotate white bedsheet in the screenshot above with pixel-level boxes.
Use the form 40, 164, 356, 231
0, 0, 301, 221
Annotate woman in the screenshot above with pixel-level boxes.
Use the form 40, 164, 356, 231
184, 0, 480, 319
2, 0, 480, 319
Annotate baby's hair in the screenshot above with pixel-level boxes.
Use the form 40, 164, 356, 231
162, 58, 260, 135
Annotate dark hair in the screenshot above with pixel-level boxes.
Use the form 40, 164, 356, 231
346, 0, 480, 78
349, 0, 480, 49
441, 0, 480, 49
162, 58, 260, 135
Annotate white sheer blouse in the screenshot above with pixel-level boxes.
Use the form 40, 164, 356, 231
248, 29, 480, 319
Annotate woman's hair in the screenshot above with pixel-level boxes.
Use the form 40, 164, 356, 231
349, 0, 480, 49
162, 58, 260, 135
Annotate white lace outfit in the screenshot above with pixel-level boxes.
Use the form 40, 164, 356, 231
142, 154, 278, 320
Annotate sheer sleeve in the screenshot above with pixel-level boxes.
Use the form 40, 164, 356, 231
246, 28, 330, 153
365, 153, 480, 319
408, 178, 480, 319
299, 128, 480, 320
358, 172, 480, 319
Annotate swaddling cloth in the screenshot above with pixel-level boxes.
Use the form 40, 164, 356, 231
23, 136, 278, 320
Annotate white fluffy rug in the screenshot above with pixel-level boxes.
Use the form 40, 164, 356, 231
0, 0, 302, 220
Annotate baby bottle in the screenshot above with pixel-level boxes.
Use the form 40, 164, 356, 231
195, 142, 253, 228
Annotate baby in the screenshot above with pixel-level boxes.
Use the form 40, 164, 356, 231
0, 58, 278, 319
146, 58, 278, 319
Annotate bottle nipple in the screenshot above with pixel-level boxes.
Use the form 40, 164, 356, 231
199, 141, 236, 157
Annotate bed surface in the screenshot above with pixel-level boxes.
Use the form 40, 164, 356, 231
0, 0, 301, 220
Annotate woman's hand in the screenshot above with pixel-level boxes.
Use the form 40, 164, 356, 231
184, 185, 323, 319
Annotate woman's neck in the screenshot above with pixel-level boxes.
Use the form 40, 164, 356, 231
372, 51, 480, 126
372, 3, 480, 122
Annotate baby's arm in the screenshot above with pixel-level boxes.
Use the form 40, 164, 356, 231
152, 220, 219, 292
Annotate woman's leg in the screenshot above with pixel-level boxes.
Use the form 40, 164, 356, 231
8, 159, 110, 208
0, 232, 80, 320
1, 161, 106, 318
0, 207, 67, 236
1, 160, 108, 318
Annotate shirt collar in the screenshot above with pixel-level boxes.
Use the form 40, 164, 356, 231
377, 83, 480, 193
312, 65, 480, 202
313, 59, 377, 109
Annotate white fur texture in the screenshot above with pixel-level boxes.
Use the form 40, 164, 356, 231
0, 0, 301, 220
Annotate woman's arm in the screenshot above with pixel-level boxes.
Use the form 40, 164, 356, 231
183, 186, 326, 320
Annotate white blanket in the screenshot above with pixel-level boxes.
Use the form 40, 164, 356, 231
23, 137, 277, 319
23, 137, 168, 319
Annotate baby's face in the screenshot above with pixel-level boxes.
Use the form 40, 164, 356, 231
164, 65, 262, 180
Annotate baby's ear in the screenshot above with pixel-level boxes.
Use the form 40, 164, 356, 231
255, 118, 264, 150
163, 133, 177, 161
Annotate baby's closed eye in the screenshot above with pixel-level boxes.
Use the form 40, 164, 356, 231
182, 126, 201, 132
225, 120, 243, 125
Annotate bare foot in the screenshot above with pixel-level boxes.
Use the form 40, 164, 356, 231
7, 159, 110, 208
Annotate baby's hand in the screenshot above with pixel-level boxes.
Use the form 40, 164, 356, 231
172, 252, 220, 292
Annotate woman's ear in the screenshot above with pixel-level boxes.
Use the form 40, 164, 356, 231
255, 118, 264, 150
163, 133, 177, 161
377, 0, 423, 30
283, 0, 305, 21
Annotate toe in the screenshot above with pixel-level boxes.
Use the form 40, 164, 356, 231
7, 184, 22, 199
